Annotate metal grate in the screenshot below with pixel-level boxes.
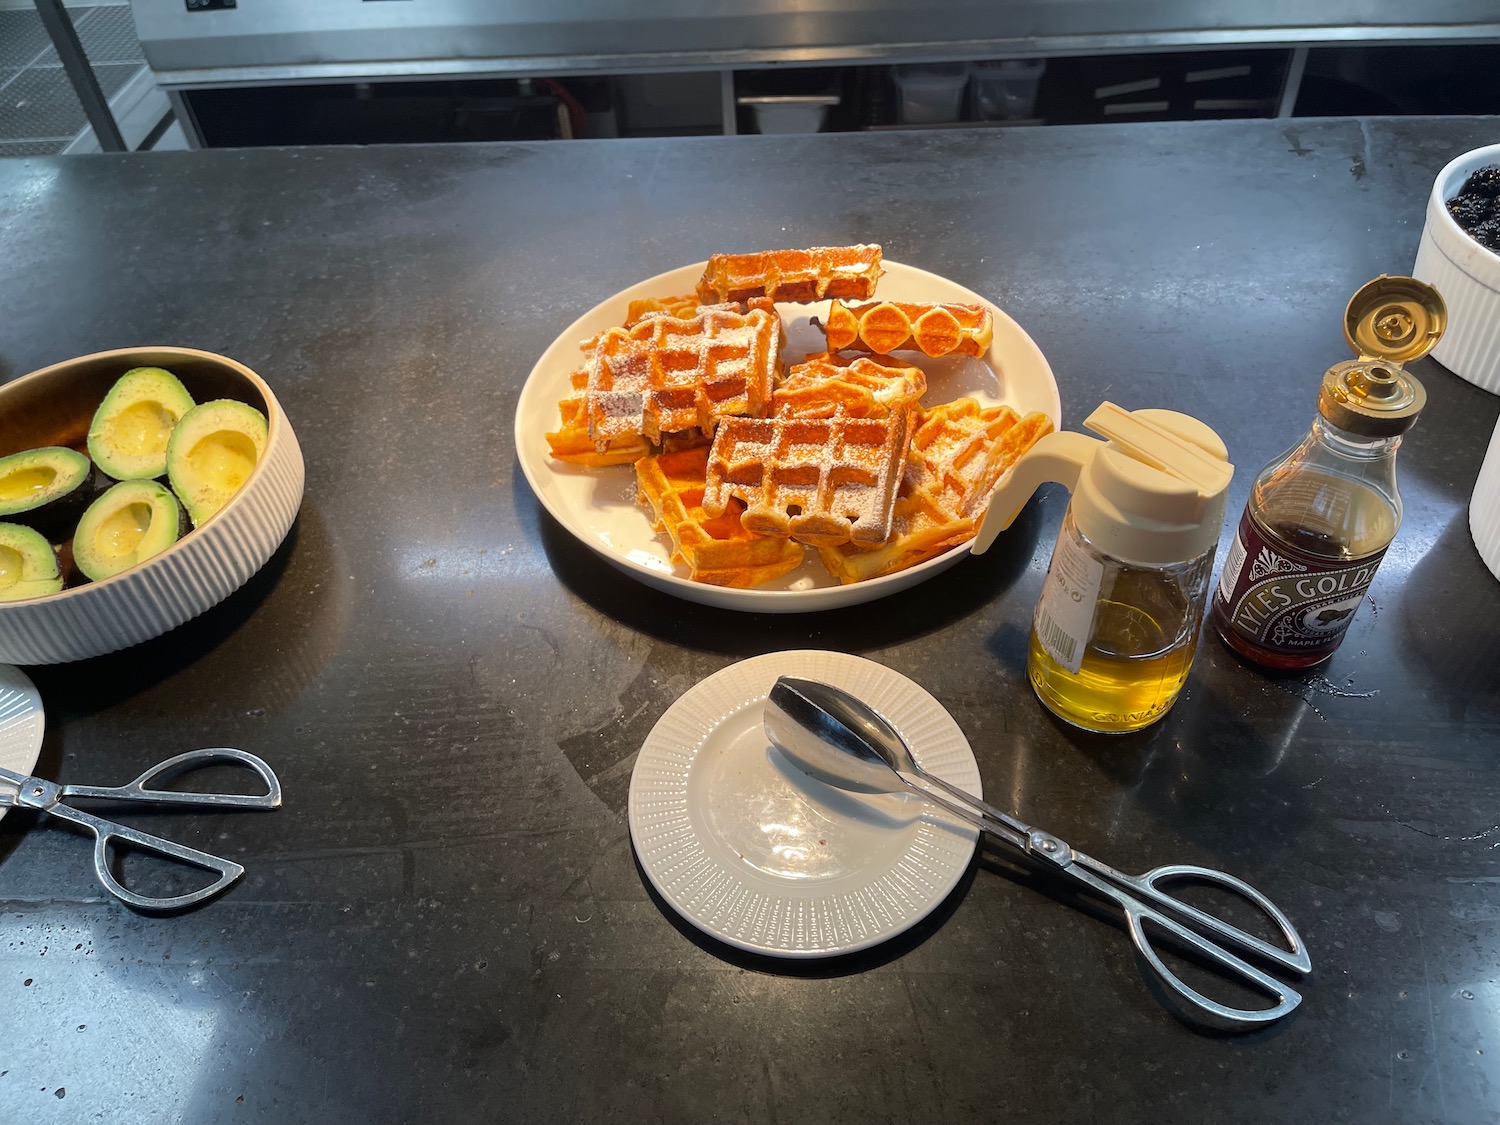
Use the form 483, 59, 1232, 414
0, 11, 52, 69
0, 3, 147, 152
0, 65, 92, 138
73, 5, 146, 65
0, 61, 144, 140
0, 137, 69, 157
93, 61, 145, 100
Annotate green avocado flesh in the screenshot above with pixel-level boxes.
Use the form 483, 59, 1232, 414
0, 446, 91, 519
87, 367, 196, 481
167, 399, 268, 527
0, 522, 63, 601
73, 479, 183, 582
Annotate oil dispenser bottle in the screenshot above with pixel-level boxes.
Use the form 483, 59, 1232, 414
972, 403, 1234, 734
1210, 277, 1444, 669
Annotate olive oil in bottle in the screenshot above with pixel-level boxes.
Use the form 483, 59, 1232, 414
1028, 530, 1213, 732
972, 402, 1233, 734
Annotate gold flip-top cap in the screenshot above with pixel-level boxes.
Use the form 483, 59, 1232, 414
1343, 275, 1446, 364
1321, 276, 1442, 437
1319, 360, 1427, 437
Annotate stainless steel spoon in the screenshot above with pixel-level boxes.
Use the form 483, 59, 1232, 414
763, 675, 1311, 1030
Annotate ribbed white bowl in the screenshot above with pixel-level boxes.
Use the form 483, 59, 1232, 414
1412, 141, 1500, 394
0, 347, 305, 664
1471, 419, 1500, 581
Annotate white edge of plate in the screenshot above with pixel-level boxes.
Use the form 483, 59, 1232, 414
0, 665, 45, 826
515, 259, 1061, 613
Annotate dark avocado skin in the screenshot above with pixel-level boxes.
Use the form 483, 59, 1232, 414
0, 447, 96, 542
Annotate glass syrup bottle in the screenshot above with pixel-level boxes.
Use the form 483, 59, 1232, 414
1212, 276, 1445, 668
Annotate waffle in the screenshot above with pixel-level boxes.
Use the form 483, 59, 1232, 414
772, 356, 927, 419
821, 300, 993, 358
625, 294, 700, 324
547, 369, 652, 465
696, 245, 883, 305
703, 405, 914, 548
818, 402, 1054, 582
635, 445, 804, 587
585, 306, 782, 448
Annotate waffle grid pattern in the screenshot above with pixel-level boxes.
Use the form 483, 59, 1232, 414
704, 407, 913, 548
695, 245, 883, 305
585, 307, 781, 446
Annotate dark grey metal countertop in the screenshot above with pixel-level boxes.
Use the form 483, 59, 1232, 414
1, 117, 1498, 1124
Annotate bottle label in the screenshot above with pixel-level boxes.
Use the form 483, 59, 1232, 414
1213, 510, 1386, 657
1033, 527, 1105, 675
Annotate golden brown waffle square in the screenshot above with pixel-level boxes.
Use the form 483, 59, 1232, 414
636, 445, 804, 587
703, 406, 914, 548
772, 356, 927, 419
818, 402, 1054, 582
821, 300, 993, 358
585, 306, 782, 448
547, 368, 651, 465
695, 246, 883, 305
625, 294, 700, 324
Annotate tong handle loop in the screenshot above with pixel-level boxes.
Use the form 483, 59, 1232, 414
1124, 863, 1312, 975
1067, 857, 1310, 1031
1124, 897, 1303, 1031
63, 748, 282, 810
43, 802, 246, 912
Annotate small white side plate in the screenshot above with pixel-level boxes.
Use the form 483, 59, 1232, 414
515, 259, 1061, 612
628, 650, 980, 958
0, 666, 46, 823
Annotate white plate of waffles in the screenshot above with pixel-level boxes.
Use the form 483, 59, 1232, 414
628, 650, 980, 958
515, 258, 1061, 612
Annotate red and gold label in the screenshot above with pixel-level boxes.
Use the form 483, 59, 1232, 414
1212, 510, 1385, 659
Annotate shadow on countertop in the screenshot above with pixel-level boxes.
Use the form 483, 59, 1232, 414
524, 479, 1049, 655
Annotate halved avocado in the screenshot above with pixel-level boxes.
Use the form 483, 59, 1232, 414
87, 367, 196, 481
166, 399, 268, 528
0, 446, 93, 538
73, 479, 185, 582
0, 522, 63, 601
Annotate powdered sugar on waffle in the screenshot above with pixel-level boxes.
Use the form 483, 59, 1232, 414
584, 307, 781, 447
702, 405, 914, 548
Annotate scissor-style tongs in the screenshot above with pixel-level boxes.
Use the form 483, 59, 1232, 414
766, 677, 1311, 1031
0, 748, 282, 912
919, 773, 1311, 1029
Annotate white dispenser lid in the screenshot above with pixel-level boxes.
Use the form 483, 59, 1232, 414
1079, 404, 1233, 565
973, 402, 1234, 565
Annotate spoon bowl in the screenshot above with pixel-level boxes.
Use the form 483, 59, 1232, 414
764, 676, 913, 795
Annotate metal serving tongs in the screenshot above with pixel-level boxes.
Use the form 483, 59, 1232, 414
765, 677, 1312, 1031
0, 748, 282, 912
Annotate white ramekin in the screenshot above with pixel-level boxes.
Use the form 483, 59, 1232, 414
1412, 141, 1500, 394
1472, 418, 1500, 581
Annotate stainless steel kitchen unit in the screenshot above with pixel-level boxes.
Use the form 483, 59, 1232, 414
130, 0, 1500, 88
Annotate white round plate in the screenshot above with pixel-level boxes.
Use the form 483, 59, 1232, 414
628, 650, 981, 958
515, 259, 1061, 612
0, 666, 45, 825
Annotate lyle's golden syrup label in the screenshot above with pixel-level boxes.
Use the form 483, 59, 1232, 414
1213, 510, 1385, 657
